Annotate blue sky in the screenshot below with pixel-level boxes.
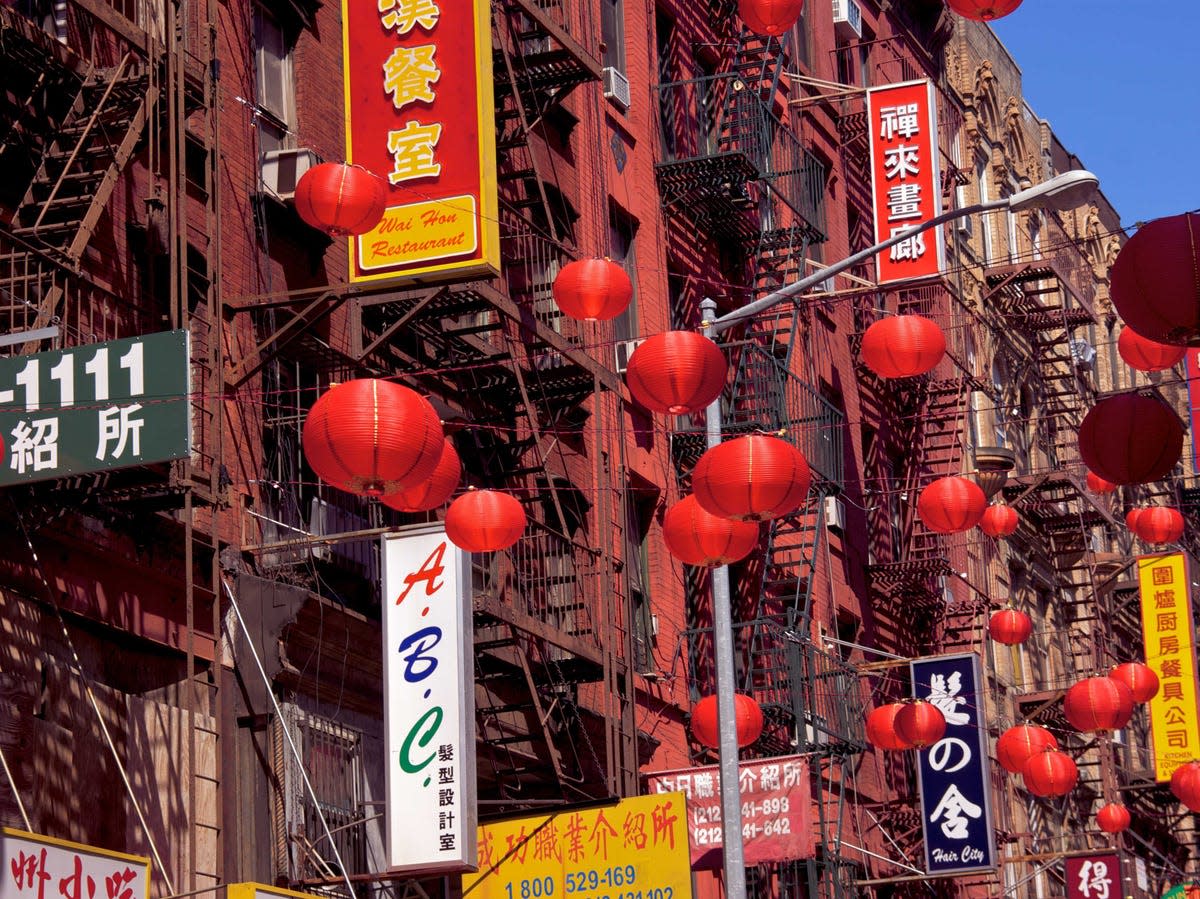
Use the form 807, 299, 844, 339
989, 1, 1200, 230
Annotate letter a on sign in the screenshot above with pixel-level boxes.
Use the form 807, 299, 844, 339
395, 541, 447, 604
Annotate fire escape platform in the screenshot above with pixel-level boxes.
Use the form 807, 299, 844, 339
983, 256, 1097, 326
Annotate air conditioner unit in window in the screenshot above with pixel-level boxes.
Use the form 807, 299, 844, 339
1069, 337, 1097, 369
614, 337, 646, 374
824, 494, 846, 531
832, 0, 863, 40
957, 214, 974, 236
260, 147, 319, 201
602, 66, 631, 111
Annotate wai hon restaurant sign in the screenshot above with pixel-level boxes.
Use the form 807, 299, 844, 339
342, 0, 499, 282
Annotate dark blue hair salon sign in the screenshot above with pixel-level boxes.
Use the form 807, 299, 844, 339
910, 652, 996, 875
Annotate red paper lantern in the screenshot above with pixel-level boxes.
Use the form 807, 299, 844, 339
690, 693, 765, 749
1110, 213, 1200, 346
1096, 803, 1132, 834
989, 609, 1032, 645
1118, 327, 1187, 372
980, 504, 1019, 538
945, 0, 1023, 20
1110, 662, 1160, 703
662, 495, 760, 567
996, 724, 1058, 774
1170, 760, 1200, 812
1086, 471, 1119, 494
294, 162, 387, 236
1078, 393, 1184, 485
1131, 506, 1185, 544
1125, 508, 1144, 532
302, 379, 444, 496
917, 476, 988, 534
381, 437, 461, 513
1022, 749, 1078, 797
1063, 677, 1135, 733
692, 434, 811, 522
860, 315, 946, 379
894, 701, 947, 749
625, 331, 727, 415
866, 703, 914, 751
737, 0, 804, 35
444, 489, 527, 552
552, 258, 633, 322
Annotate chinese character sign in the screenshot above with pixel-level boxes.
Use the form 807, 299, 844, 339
911, 653, 996, 875
461, 793, 691, 899
0, 331, 190, 486
2, 827, 150, 899
382, 526, 477, 873
645, 756, 814, 868
228, 884, 323, 899
1137, 553, 1200, 781
343, 0, 499, 282
1066, 853, 1121, 899
866, 80, 945, 284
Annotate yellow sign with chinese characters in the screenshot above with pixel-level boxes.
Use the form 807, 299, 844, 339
1137, 553, 1200, 781
462, 793, 692, 899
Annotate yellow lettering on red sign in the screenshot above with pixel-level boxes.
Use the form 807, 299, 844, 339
378, 0, 439, 33
383, 45, 440, 110
387, 121, 442, 183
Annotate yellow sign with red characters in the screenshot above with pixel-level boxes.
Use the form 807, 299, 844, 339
462, 794, 692, 899
1137, 553, 1200, 781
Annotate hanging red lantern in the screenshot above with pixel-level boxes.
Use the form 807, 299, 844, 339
302, 379, 444, 496
989, 609, 1033, 645
690, 693, 765, 749
1063, 677, 1135, 733
1077, 393, 1184, 485
1131, 506, 1185, 544
736, 0, 804, 35
894, 701, 947, 749
996, 724, 1058, 774
917, 476, 988, 534
380, 437, 461, 513
866, 703, 914, 751
1110, 662, 1160, 703
1170, 760, 1200, 811
1096, 803, 1132, 834
692, 434, 811, 522
1110, 213, 1200, 346
1125, 508, 1144, 532
294, 162, 387, 236
444, 489, 527, 552
1118, 327, 1187, 372
1086, 471, 1119, 494
860, 315, 946, 379
551, 258, 633, 322
662, 494, 760, 567
980, 504, 1019, 538
625, 331, 727, 415
1022, 749, 1079, 797
945, 0, 1023, 20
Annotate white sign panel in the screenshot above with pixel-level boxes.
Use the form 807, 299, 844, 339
1, 828, 151, 899
382, 525, 476, 873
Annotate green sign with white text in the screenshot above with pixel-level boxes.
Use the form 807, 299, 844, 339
0, 330, 191, 485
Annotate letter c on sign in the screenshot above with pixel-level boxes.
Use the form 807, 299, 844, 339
399, 705, 443, 773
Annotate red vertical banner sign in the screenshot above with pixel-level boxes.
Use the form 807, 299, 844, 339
866, 80, 945, 284
1186, 348, 1200, 473
1065, 852, 1121, 899
342, 0, 499, 283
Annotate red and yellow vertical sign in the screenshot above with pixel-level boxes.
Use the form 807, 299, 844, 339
343, 0, 499, 282
866, 80, 945, 284
1137, 553, 1200, 781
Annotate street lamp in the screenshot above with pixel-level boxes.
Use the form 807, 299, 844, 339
695, 168, 1099, 899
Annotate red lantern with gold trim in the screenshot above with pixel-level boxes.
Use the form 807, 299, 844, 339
894, 701, 947, 749
860, 315, 946, 379
294, 162, 387, 236
989, 609, 1032, 645
1078, 393, 1184, 485
1110, 662, 1160, 703
917, 476, 988, 534
1131, 506, 1185, 544
691, 693, 764, 749
1063, 677, 1135, 733
1170, 760, 1200, 812
381, 437, 461, 513
1086, 471, 1119, 494
552, 258, 633, 322
945, 0, 1023, 20
625, 331, 727, 415
1096, 803, 1132, 834
444, 489, 527, 552
663, 495, 760, 567
996, 724, 1058, 774
866, 703, 914, 751
736, 0, 804, 35
980, 504, 1019, 538
692, 434, 811, 522
1110, 213, 1200, 346
302, 379, 444, 496
1118, 327, 1187, 372
1022, 749, 1078, 797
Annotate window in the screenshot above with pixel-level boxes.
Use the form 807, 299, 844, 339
978, 159, 994, 261
626, 487, 657, 673
600, 0, 626, 74
790, 3, 811, 70
609, 203, 639, 343
254, 5, 296, 153
291, 713, 368, 878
